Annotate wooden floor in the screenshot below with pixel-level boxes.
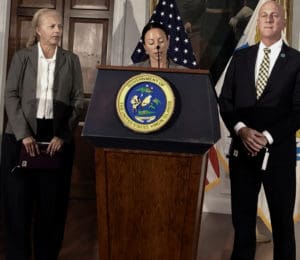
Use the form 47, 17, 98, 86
1, 199, 300, 260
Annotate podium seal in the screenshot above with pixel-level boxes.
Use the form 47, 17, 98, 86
116, 73, 175, 133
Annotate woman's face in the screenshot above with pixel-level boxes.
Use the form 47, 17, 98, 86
143, 28, 169, 61
36, 12, 63, 47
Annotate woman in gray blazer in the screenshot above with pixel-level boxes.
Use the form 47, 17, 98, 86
1, 8, 84, 260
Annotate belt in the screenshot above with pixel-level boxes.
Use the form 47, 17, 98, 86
206, 8, 231, 14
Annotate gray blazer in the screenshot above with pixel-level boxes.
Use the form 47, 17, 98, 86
5, 44, 84, 142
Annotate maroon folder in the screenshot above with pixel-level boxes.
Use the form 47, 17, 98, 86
18, 142, 63, 170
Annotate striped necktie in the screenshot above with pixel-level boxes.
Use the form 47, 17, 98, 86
256, 48, 271, 99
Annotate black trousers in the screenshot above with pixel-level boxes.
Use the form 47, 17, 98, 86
229, 156, 296, 260
1, 120, 74, 260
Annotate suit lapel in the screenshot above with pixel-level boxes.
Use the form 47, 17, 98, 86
55, 48, 66, 78
26, 45, 38, 100
28, 45, 38, 76
266, 43, 288, 88
246, 44, 259, 98
53, 48, 66, 91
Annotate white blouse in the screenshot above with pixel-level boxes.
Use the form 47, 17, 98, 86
36, 42, 57, 119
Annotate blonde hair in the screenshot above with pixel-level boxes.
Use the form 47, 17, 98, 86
26, 8, 62, 48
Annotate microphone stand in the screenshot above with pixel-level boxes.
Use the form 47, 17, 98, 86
156, 45, 160, 69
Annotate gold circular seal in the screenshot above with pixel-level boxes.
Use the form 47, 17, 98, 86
116, 73, 175, 133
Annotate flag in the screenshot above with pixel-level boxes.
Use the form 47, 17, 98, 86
131, 0, 198, 69
205, 146, 221, 191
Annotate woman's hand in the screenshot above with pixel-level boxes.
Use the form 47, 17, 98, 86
22, 136, 40, 157
47, 136, 64, 156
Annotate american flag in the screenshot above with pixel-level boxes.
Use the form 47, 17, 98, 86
131, 0, 199, 69
205, 146, 221, 191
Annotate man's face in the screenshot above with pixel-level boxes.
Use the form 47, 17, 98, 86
257, 1, 285, 44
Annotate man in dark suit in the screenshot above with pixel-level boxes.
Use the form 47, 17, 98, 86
219, 1, 300, 259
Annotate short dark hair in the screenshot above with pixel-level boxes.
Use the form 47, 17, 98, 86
141, 22, 169, 43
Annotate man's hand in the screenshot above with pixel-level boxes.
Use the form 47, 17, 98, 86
47, 136, 64, 157
238, 127, 268, 156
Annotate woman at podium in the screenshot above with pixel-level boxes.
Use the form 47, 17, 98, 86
134, 22, 185, 69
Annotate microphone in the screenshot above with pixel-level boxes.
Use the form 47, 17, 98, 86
156, 45, 160, 69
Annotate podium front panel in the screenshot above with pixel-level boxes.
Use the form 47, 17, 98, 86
83, 67, 220, 154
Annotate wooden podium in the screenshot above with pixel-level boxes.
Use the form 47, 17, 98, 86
83, 66, 220, 260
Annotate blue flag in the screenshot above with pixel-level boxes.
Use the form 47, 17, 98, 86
131, 0, 199, 69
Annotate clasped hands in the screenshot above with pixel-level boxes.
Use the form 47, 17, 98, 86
238, 127, 268, 156
22, 136, 64, 157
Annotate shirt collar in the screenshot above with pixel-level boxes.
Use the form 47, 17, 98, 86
38, 42, 57, 61
259, 39, 283, 53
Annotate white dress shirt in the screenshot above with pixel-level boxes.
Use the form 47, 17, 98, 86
255, 40, 282, 83
36, 42, 57, 119
234, 39, 283, 144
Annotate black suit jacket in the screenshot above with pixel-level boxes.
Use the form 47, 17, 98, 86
219, 42, 300, 167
